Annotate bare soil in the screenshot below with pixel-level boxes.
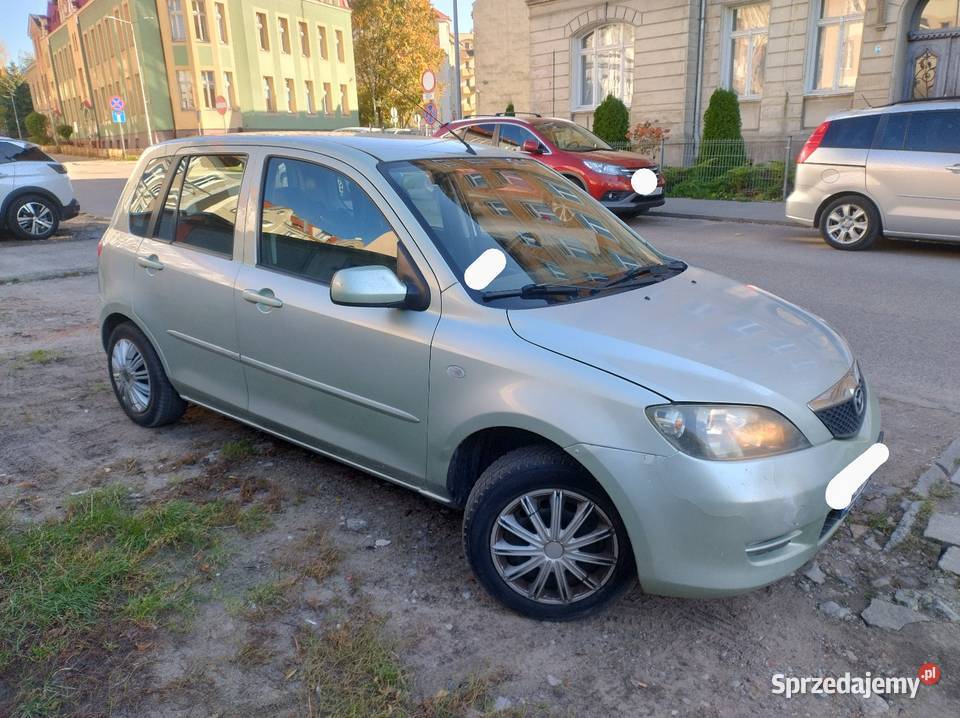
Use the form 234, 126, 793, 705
1, 270, 959, 717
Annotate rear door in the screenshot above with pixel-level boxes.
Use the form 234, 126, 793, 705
868, 109, 960, 239
131, 151, 250, 412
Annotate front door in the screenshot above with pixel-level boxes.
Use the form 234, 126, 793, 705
235, 152, 440, 484
131, 152, 249, 412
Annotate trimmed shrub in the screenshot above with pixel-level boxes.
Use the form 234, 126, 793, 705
504, 102, 515, 116
591, 94, 629, 144
697, 88, 747, 169
56, 124, 74, 141
24, 112, 51, 144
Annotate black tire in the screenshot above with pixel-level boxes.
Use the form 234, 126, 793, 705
462, 445, 635, 621
819, 195, 881, 251
5, 194, 60, 240
107, 322, 186, 427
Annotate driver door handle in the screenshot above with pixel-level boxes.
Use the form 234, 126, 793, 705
136, 254, 164, 271
241, 288, 284, 308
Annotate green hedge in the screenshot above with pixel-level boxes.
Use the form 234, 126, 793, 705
664, 161, 788, 201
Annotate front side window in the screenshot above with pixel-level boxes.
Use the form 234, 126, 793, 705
727, 3, 769, 98
168, 0, 187, 41
498, 124, 541, 152
191, 0, 209, 42
177, 70, 195, 110
259, 157, 398, 284
811, 0, 865, 92
905, 110, 960, 153
574, 23, 634, 109
164, 154, 246, 256
128, 157, 172, 236
382, 158, 670, 307
534, 120, 611, 152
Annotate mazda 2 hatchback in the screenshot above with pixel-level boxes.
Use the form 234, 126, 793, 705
99, 135, 883, 620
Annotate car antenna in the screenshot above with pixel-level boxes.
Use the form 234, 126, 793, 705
859, 93, 875, 109
417, 102, 476, 155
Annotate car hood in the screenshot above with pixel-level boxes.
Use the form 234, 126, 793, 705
507, 266, 853, 407
576, 149, 654, 167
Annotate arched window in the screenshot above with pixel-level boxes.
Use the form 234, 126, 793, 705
916, 0, 960, 32
573, 24, 634, 111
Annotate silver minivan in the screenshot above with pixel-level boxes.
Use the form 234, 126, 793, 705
786, 99, 960, 250
100, 134, 884, 620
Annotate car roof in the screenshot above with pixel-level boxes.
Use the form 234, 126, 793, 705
146, 132, 510, 162
828, 98, 960, 121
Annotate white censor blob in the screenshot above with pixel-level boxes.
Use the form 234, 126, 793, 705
464, 248, 507, 290
631, 168, 659, 196
825, 443, 889, 510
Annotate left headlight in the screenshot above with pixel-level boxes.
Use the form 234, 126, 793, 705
583, 160, 623, 176
645, 404, 811, 461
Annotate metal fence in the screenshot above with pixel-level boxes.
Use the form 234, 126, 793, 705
626, 137, 801, 202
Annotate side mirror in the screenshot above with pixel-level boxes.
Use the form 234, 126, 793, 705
521, 139, 543, 154
330, 265, 409, 308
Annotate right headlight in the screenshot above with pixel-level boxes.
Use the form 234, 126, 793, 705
645, 404, 810, 461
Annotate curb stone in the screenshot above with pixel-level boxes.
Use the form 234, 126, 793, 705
0, 267, 97, 285
914, 464, 949, 498
647, 210, 794, 227
883, 501, 923, 553
938, 546, 960, 575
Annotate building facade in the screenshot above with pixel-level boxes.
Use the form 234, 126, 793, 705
26, 0, 359, 149
461, 32, 478, 117
434, 10, 478, 123
473, 0, 530, 114
474, 0, 960, 141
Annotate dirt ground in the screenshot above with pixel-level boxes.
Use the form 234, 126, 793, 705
2, 267, 959, 717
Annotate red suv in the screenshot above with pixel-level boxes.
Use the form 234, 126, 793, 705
435, 114, 665, 217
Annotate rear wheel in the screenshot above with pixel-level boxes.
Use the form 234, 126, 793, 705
819, 195, 880, 251
6, 194, 60, 240
463, 446, 635, 621
107, 322, 186, 427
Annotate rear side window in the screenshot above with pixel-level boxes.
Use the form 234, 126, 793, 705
454, 123, 496, 146
875, 113, 909, 151
821, 115, 880, 150
498, 124, 541, 152
905, 110, 960, 153
128, 157, 173, 237
258, 157, 398, 284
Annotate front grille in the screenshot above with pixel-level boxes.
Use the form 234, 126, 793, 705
814, 380, 867, 439
619, 165, 659, 178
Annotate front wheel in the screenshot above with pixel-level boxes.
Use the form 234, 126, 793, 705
462, 446, 635, 621
6, 194, 60, 240
820, 195, 881, 251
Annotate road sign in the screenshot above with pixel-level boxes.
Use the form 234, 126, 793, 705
110, 96, 125, 112
112, 110, 126, 124
421, 69, 436, 94
423, 101, 439, 126
215, 95, 228, 115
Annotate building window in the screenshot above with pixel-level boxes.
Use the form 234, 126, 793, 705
191, 0, 209, 42
256, 12, 269, 51
177, 70, 195, 110
810, 0, 864, 93
299, 21, 310, 56
573, 23, 634, 110
284, 78, 296, 112
278, 17, 291, 54
335, 29, 345, 62
168, 0, 187, 42
318, 26, 328, 60
201, 70, 216, 109
223, 71, 235, 107
214, 2, 228, 44
726, 4, 769, 98
264, 76, 276, 111
340, 84, 349, 113
323, 82, 332, 113
305, 80, 316, 113
918, 0, 960, 31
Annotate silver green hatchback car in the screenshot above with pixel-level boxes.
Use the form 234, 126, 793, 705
99, 134, 883, 620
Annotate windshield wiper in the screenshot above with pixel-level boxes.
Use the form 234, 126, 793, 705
597, 261, 686, 291
481, 283, 583, 302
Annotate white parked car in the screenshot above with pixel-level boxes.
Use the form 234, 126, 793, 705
0, 137, 80, 240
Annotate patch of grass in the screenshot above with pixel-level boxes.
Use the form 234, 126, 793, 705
234, 637, 275, 667
244, 577, 297, 616
930, 481, 954, 500
12, 349, 62, 370
211, 502, 273, 536
220, 439, 257, 461
917, 499, 935, 527
867, 512, 891, 534
0, 487, 224, 714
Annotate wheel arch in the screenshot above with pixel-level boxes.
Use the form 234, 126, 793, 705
0, 186, 65, 221
813, 191, 883, 230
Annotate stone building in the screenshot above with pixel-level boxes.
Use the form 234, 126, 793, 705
473, 0, 960, 141
25, 0, 359, 149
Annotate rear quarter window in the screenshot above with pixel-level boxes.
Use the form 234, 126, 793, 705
9, 145, 55, 163
821, 115, 880, 150
128, 157, 173, 237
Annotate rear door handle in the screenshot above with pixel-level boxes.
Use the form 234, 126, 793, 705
136, 254, 164, 271
241, 288, 283, 309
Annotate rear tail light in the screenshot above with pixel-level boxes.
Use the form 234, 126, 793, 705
48, 162, 68, 174
797, 121, 830, 164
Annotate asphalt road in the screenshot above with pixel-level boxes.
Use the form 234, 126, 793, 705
48, 157, 960, 414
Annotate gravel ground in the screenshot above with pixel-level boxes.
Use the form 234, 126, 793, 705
1, 259, 959, 716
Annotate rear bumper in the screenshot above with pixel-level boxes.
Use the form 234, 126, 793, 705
61, 199, 80, 221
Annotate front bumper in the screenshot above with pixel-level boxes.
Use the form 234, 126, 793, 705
602, 189, 666, 213
567, 388, 881, 598
61, 199, 80, 221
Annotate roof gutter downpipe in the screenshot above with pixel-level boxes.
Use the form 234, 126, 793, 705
692, 0, 707, 147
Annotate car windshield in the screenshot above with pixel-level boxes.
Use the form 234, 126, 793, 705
381, 157, 676, 307
534, 121, 612, 152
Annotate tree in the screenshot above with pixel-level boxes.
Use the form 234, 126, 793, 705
697, 88, 747, 168
352, 0, 445, 127
504, 102, 515, 116
592, 94, 629, 145
0, 60, 34, 139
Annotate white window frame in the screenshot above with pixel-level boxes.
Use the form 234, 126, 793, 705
168, 0, 187, 42
571, 23, 634, 112
805, 0, 865, 95
214, 2, 228, 44
256, 12, 269, 51
201, 70, 216, 109
278, 16, 292, 55
191, 0, 209, 42
721, 3, 769, 101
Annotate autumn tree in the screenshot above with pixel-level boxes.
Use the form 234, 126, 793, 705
352, 0, 444, 127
